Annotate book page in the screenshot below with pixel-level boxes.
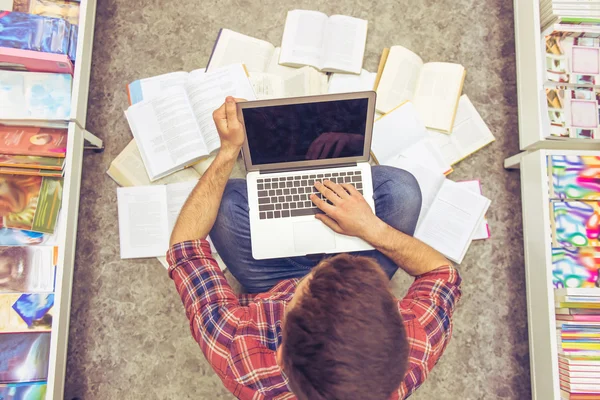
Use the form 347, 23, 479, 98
328, 69, 376, 94
386, 158, 445, 227
185, 64, 256, 153
249, 73, 286, 99
265, 47, 300, 79
371, 102, 426, 165
396, 138, 452, 176
128, 71, 189, 105
413, 62, 465, 132
414, 179, 490, 263
124, 87, 208, 181
457, 180, 490, 240
426, 95, 495, 165
322, 15, 368, 74
166, 181, 198, 232
107, 140, 201, 187
206, 29, 275, 73
117, 185, 170, 259
375, 46, 423, 113
279, 10, 329, 69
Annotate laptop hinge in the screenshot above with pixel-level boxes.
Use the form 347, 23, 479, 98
260, 162, 358, 174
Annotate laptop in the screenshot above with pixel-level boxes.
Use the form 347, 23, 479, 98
238, 92, 377, 260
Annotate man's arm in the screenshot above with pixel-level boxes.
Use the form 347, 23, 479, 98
170, 96, 244, 246
311, 180, 450, 276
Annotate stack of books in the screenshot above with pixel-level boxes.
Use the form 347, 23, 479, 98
0, 1, 79, 393
111, 10, 496, 267
555, 288, 600, 400
540, 0, 600, 33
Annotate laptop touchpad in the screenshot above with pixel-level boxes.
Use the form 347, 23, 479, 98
293, 221, 336, 254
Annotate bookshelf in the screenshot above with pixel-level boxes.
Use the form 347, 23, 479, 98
0, 0, 104, 398
513, 0, 600, 151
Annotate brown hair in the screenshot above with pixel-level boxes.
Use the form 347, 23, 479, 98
282, 254, 409, 400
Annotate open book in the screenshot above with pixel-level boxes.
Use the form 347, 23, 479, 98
426, 95, 495, 166
371, 102, 452, 176
457, 180, 491, 240
250, 66, 328, 99
328, 69, 377, 94
206, 29, 297, 77
375, 46, 466, 132
279, 10, 368, 74
393, 160, 491, 263
127, 68, 205, 105
124, 64, 255, 182
107, 139, 247, 187
117, 181, 198, 259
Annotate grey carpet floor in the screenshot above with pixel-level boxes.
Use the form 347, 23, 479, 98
65, 0, 528, 399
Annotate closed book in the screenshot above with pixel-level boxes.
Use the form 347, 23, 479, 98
0, 293, 53, 333
0, 332, 50, 383
557, 308, 600, 315
560, 389, 600, 400
0, 154, 64, 170
0, 71, 72, 126
0, 47, 73, 74
0, 11, 76, 60
0, 126, 67, 157
0, 382, 47, 399
548, 156, 600, 200
552, 201, 600, 247
0, 166, 63, 177
552, 247, 600, 289
0, 246, 56, 293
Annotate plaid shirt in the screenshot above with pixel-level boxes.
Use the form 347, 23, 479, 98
168, 239, 462, 400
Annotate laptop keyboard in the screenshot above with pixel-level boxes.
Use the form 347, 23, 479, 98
257, 170, 363, 220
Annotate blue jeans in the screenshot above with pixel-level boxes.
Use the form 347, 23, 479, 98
210, 166, 423, 293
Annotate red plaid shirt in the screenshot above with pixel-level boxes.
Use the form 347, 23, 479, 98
168, 239, 462, 400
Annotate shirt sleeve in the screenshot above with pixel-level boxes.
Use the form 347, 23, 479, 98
400, 264, 462, 371
167, 239, 245, 377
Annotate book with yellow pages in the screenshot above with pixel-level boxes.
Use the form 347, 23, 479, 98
374, 46, 466, 133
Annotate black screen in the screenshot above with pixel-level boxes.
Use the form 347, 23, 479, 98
243, 98, 369, 165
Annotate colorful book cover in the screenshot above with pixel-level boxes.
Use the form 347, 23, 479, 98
0, 294, 53, 333
0, 176, 63, 234
0, 127, 67, 157
0, 71, 72, 121
0, 247, 56, 293
0, 11, 76, 60
549, 155, 600, 200
546, 87, 600, 139
28, 0, 80, 26
0, 47, 73, 75
553, 247, 600, 288
545, 35, 600, 85
0, 155, 64, 171
0, 167, 63, 178
552, 201, 600, 247
0, 228, 48, 246
0, 332, 50, 383
0, 382, 47, 400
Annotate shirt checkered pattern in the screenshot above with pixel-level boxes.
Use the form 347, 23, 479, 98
168, 239, 462, 400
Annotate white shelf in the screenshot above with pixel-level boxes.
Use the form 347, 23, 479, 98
514, 0, 600, 150
46, 0, 98, 398
516, 149, 600, 400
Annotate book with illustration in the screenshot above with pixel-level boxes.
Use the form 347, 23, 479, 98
548, 155, 600, 200
17, 0, 80, 25
553, 247, 600, 289
0, 71, 72, 127
0, 246, 57, 293
545, 34, 600, 86
0, 381, 47, 399
374, 46, 466, 132
0, 176, 63, 234
0, 127, 67, 158
0, 154, 64, 170
0, 11, 77, 61
0, 293, 54, 333
0, 332, 50, 383
546, 86, 600, 139
551, 200, 600, 247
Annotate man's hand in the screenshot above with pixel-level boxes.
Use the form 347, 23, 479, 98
213, 96, 245, 158
310, 180, 385, 241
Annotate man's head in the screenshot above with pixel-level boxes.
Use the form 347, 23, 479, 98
278, 254, 409, 400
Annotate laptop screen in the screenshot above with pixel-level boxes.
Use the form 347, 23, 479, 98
242, 98, 369, 166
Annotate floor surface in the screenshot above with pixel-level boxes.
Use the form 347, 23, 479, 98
65, 0, 529, 399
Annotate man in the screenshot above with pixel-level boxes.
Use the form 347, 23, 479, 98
168, 97, 462, 400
